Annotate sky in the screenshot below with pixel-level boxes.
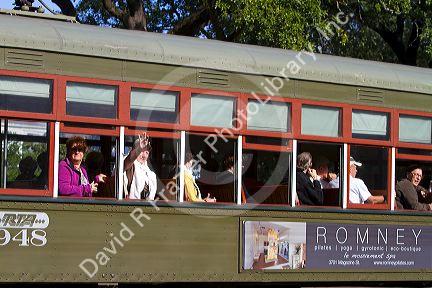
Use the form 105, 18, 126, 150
2, 0, 57, 13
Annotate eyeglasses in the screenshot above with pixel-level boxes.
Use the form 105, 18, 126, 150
411, 172, 423, 178
71, 146, 85, 153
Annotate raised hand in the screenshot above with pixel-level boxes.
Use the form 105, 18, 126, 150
138, 132, 149, 150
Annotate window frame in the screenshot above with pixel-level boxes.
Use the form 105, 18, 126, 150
124, 128, 180, 202
242, 146, 293, 207
349, 105, 394, 146
395, 109, 432, 162
186, 88, 241, 134
346, 144, 392, 210
242, 93, 293, 137
183, 131, 239, 205
295, 99, 346, 143
125, 81, 186, 131
0, 119, 55, 197
58, 75, 121, 126
57, 124, 122, 200
0, 69, 57, 121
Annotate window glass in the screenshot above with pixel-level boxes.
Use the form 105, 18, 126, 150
349, 145, 388, 205
297, 142, 342, 206
2, 120, 49, 190
59, 133, 118, 198
352, 110, 389, 140
399, 115, 431, 144
190, 94, 235, 128
184, 134, 236, 203
130, 88, 178, 123
247, 100, 290, 132
243, 150, 291, 205
66, 82, 118, 119
124, 136, 179, 201
301, 105, 340, 137
0, 76, 52, 113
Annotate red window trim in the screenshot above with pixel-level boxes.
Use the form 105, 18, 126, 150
57, 76, 122, 124
0, 69, 58, 120
395, 110, 432, 150
0, 188, 51, 197
296, 100, 346, 141
125, 128, 180, 139
125, 83, 188, 130
186, 131, 238, 139
60, 123, 120, 137
186, 89, 242, 134
242, 93, 293, 135
395, 153, 432, 162
243, 137, 292, 152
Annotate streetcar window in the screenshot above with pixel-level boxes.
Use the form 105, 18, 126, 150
1, 120, 49, 190
66, 82, 118, 119
349, 145, 388, 205
242, 150, 291, 205
399, 115, 431, 144
301, 105, 340, 137
124, 136, 179, 201
0, 76, 52, 114
247, 100, 291, 132
130, 88, 178, 123
59, 133, 118, 198
297, 142, 342, 207
352, 110, 389, 140
184, 134, 237, 203
190, 94, 236, 128
395, 160, 432, 186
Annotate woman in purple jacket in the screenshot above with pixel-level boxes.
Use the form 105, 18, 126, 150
58, 136, 104, 197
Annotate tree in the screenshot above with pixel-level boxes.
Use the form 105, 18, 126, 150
324, 0, 432, 67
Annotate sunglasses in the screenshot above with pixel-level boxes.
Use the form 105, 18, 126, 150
71, 146, 85, 153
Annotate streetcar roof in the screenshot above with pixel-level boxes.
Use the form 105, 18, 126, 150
0, 12, 431, 95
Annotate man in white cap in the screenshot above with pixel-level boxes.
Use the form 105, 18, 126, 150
349, 156, 385, 204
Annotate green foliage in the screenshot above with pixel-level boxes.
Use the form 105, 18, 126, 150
6, 141, 47, 182
325, 0, 432, 66
215, 0, 326, 50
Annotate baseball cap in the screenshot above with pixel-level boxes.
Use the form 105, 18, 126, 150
350, 157, 362, 167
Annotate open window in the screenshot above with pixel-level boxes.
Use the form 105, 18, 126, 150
184, 133, 237, 203
124, 134, 179, 201
242, 149, 291, 205
59, 131, 118, 198
297, 141, 342, 207
348, 145, 389, 208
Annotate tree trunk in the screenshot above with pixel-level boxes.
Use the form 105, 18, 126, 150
51, 0, 76, 16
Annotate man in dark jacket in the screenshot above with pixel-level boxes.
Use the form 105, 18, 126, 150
296, 152, 323, 206
396, 165, 432, 211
